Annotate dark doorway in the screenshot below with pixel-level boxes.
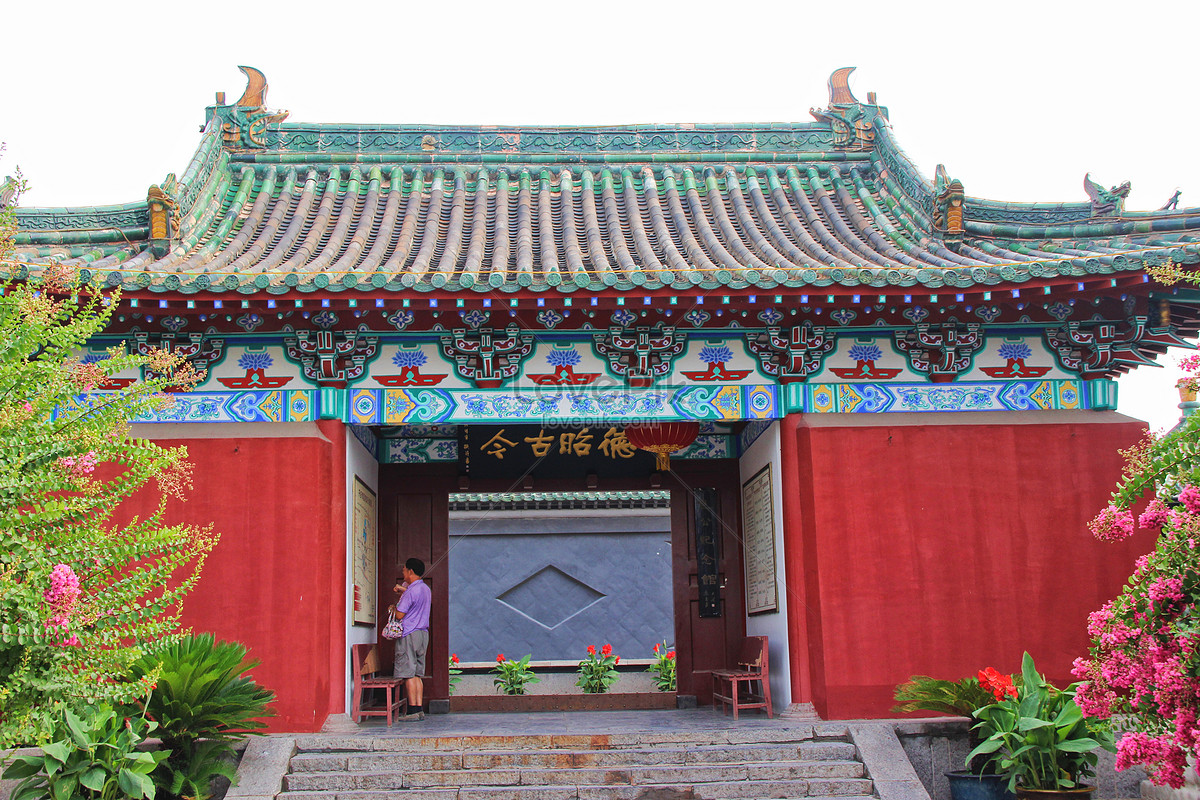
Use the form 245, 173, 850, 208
377, 455, 745, 705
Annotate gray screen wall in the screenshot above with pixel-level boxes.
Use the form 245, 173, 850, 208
447, 506, 673, 664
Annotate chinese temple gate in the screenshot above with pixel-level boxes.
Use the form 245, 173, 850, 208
9, 66, 1198, 730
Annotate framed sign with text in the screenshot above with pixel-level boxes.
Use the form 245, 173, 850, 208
351, 477, 377, 626
741, 465, 778, 615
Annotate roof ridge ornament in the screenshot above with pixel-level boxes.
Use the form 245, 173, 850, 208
147, 173, 180, 246
827, 67, 859, 105
810, 67, 888, 151
1083, 173, 1131, 218
933, 164, 965, 250
214, 66, 290, 150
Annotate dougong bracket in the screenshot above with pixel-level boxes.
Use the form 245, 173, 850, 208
592, 325, 685, 388
745, 323, 835, 383
893, 322, 983, 382
284, 329, 379, 388
133, 332, 225, 387
440, 325, 535, 389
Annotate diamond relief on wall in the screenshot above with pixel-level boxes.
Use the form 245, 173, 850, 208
495, 566, 605, 630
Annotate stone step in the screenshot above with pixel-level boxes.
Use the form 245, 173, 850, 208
294, 723, 849, 753
283, 760, 866, 791
278, 787, 873, 800
288, 740, 858, 773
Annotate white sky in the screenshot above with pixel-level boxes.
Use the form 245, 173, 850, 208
5, 0, 1198, 431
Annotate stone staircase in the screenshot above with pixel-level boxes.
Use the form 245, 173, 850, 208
275, 723, 874, 800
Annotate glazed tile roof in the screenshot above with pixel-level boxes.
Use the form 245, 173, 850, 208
11, 69, 1200, 296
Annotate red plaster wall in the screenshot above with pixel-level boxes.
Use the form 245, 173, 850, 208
783, 414, 1155, 720
131, 422, 346, 733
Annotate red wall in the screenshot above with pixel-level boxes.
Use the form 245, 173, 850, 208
141, 421, 346, 733
782, 413, 1155, 720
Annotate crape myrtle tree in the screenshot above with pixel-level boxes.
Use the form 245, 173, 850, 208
1073, 262, 1200, 788
0, 164, 218, 747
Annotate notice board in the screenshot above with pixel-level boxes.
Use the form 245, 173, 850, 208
741, 464, 778, 614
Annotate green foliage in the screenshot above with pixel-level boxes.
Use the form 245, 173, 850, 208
1, 704, 168, 800
967, 653, 1114, 791
448, 654, 462, 696
125, 634, 274, 800
646, 641, 676, 692
892, 675, 997, 717
0, 275, 219, 747
491, 654, 538, 696
576, 644, 620, 694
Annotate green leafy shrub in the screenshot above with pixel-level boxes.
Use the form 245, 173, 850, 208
892, 675, 999, 717
576, 644, 620, 694
125, 634, 275, 800
491, 654, 538, 696
1, 704, 167, 800
646, 641, 676, 692
0, 273, 218, 747
449, 653, 462, 696
968, 652, 1114, 791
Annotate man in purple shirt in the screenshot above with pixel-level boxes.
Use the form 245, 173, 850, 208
392, 557, 431, 721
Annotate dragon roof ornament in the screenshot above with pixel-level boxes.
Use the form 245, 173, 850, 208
1084, 173, 1132, 218
810, 67, 889, 150
208, 66, 289, 149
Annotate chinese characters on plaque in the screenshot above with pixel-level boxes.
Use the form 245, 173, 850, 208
694, 487, 721, 618
462, 425, 655, 479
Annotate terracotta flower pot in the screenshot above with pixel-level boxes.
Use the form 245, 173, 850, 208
1015, 785, 1096, 800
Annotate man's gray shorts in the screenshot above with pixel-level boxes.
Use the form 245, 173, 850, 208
394, 629, 428, 679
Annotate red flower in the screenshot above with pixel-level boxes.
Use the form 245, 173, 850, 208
615, 656, 620, 665
654, 643, 661, 653
977, 667, 1017, 702
601, 644, 613, 656
451, 653, 459, 664
497, 653, 506, 662
667, 650, 676, 659
587, 644, 596, 656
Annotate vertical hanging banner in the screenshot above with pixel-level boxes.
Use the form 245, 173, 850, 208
694, 487, 721, 618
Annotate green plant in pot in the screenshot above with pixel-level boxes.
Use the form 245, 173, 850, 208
894, 670, 1018, 800
968, 652, 1115, 799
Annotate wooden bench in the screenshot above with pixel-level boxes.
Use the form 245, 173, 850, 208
712, 635, 773, 719
351, 643, 407, 725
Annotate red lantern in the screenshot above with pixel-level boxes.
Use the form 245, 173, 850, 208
624, 421, 701, 471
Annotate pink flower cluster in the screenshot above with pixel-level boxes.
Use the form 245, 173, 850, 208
1089, 504, 1135, 541
44, 564, 82, 646
1118, 732, 1190, 787
1179, 354, 1200, 373
56, 450, 98, 478
1076, 565, 1200, 787
1139, 500, 1171, 531
1180, 486, 1200, 515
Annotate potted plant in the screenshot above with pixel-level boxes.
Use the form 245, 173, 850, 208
894, 670, 1017, 800
968, 653, 1115, 800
